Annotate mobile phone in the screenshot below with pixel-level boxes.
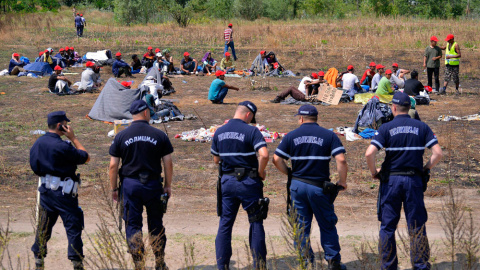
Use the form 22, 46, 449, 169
59, 125, 66, 132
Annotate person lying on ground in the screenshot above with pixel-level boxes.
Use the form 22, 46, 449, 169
180, 52, 197, 75
112, 52, 134, 78
371, 64, 385, 91
265, 51, 284, 73
8, 53, 26, 76
271, 73, 318, 103
250, 50, 267, 75
219, 52, 235, 73
360, 62, 376, 90
162, 49, 174, 74
392, 63, 409, 79
375, 69, 394, 95
142, 46, 156, 69
403, 70, 424, 96
338, 65, 362, 93
208, 70, 240, 104
202, 52, 217, 75
78, 61, 100, 92
40, 48, 55, 70
48, 66, 72, 94
131, 54, 142, 74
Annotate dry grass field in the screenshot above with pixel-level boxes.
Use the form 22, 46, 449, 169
0, 8, 480, 269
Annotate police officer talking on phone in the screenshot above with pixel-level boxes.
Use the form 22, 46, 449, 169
30, 111, 89, 270
365, 92, 443, 270
211, 101, 269, 270
109, 100, 173, 270
272, 105, 348, 270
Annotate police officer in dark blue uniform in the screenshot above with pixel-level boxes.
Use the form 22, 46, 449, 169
272, 105, 348, 270
365, 92, 443, 270
30, 111, 89, 270
109, 100, 173, 270
211, 101, 269, 270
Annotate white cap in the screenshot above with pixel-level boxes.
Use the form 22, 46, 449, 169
46, 48, 53, 52
156, 52, 162, 58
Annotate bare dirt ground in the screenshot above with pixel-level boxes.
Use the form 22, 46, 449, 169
0, 48, 480, 269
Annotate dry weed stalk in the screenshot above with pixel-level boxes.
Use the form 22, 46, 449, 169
280, 206, 312, 270
353, 236, 382, 270
397, 224, 432, 269
183, 240, 196, 270
459, 211, 480, 270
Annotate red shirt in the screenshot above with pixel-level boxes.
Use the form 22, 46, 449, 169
361, 69, 375, 84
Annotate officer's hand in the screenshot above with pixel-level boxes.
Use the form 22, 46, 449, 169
372, 168, 381, 180
62, 125, 76, 140
258, 170, 266, 180
337, 181, 347, 191
112, 190, 119, 202
164, 187, 172, 197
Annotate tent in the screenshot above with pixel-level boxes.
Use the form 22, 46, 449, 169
23, 62, 53, 76
88, 78, 147, 122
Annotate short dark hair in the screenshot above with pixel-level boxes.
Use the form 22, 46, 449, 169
411, 70, 418, 79
132, 54, 138, 59
302, 115, 318, 122
48, 123, 58, 130
394, 104, 410, 113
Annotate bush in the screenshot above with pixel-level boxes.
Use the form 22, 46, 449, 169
206, 0, 234, 19
263, 0, 290, 20
237, 0, 263, 20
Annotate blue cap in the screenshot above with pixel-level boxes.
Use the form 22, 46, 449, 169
392, 92, 411, 106
238, 101, 257, 123
129, 100, 149, 115
295, 105, 318, 116
47, 111, 70, 126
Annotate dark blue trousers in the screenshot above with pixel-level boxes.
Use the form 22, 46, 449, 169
215, 175, 266, 269
379, 175, 430, 270
31, 184, 84, 261
123, 177, 166, 261
224, 41, 237, 61
213, 87, 229, 104
290, 180, 341, 264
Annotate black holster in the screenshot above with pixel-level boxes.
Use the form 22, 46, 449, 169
225, 168, 258, 180
422, 169, 430, 192
160, 193, 169, 213
248, 197, 270, 223
376, 169, 390, 221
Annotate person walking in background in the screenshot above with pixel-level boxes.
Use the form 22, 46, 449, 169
224, 23, 237, 61
74, 13, 83, 37
423, 36, 442, 92
439, 34, 462, 95
80, 14, 86, 36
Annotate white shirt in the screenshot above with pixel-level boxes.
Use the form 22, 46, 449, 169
141, 80, 164, 105
371, 73, 383, 90
342, 73, 359, 91
390, 74, 405, 88
298, 77, 311, 95
78, 68, 95, 90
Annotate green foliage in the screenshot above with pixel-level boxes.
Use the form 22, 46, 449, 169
38, 0, 61, 10
263, 0, 290, 20
166, 0, 194, 27
113, 0, 160, 25
206, 0, 234, 19
237, 0, 263, 20
368, 0, 392, 16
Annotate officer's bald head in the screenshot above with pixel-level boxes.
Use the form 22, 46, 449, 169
234, 105, 254, 123
236, 105, 251, 115
393, 104, 410, 114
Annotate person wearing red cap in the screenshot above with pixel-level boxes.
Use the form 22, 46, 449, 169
423, 36, 442, 92
142, 46, 156, 69
113, 52, 134, 78
375, 69, 393, 95
208, 70, 240, 104
224, 23, 237, 61
249, 50, 268, 75
371, 64, 385, 91
360, 62, 377, 90
48, 66, 73, 94
338, 65, 362, 95
79, 61, 101, 92
8, 53, 26, 75
220, 52, 236, 74
74, 13, 84, 37
52, 48, 68, 69
271, 73, 319, 103
439, 34, 462, 95
40, 48, 56, 70
35, 51, 45, 62
180, 52, 197, 75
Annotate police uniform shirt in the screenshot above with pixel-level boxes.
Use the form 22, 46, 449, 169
109, 120, 173, 178
275, 122, 346, 182
30, 132, 89, 179
211, 119, 266, 172
371, 114, 438, 172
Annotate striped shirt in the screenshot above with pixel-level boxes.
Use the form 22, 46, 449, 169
224, 28, 233, 41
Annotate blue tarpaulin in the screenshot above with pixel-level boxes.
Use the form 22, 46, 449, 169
23, 62, 53, 76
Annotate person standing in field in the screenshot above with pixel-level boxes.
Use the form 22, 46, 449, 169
80, 14, 86, 36
423, 36, 442, 93
439, 34, 462, 95
224, 23, 237, 61
74, 13, 83, 37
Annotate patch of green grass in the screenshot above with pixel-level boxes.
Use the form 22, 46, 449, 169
9, 231, 34, 239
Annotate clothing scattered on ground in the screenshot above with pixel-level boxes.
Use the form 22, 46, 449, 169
353, 96, 393, 134
438, 114, 480, 121
279, 97, 329, 106
354, 93, 394, 105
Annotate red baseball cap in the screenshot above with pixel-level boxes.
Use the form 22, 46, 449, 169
70, 47, 74, 51
318, 71, 325, 76
347, 65, 354, 70
155, 48, 160, 53
54, 65, 63, 71
376, 64, 385, 69
392, 63, 398, 67
65, 46, 70, 51
80, 13, 83, 16
385, 69, 393, 75
445, 34, 454, 41
13, 53, 19, 57
430, 36, 438, 42
260, 50, 266, 55
121, 81, 132, 87
183, 52, 190, 57
59, 48, 64, 52
311, 73, 319, 79
85, 61, 95, 67
215, 70, 226, 77
228, 23, 233, 27
76, 13, 79, 15
369, 62, 376, 67
225, 52, 231, 57
115, 52, 122, 57
147, 46, 153, 50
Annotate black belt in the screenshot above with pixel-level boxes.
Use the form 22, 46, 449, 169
389, 170, 421, 176
292, 177, 329, 188
223, 168, 258, 180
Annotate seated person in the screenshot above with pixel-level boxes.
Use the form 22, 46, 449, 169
9, 53, 26, 76
155, 48, 161, 54
265, 51, 284, 73
390, 73, 405, 90
180, 52, 197, 75
48, 66, 72, 94
93, 64, 101, 86
360, 62, 376, 91
53, 48, 68, 68
131, 54, 142, 74
40, 48, 55, 70
271, 73, 318, 103
141, 76, 164, 106
403, 70, 424, 96
219, 52, 235, 73
392, 63, 410, 79
338, 65, 362, 94
371, 64, 385, 91
155, 53, 170, 74
112, 52, 134, 78
78, 61, 100, 92
375, 69, 394, 95
70, 47, 82, 63
408, 96, 421, 121
35, 51, 44, 63
250, 50, 267, 74
202, 52, 217, 75
208, 70, 239, 104
64, 47, 75, 66
142, 46, 156, 69
162, 49, 174, 74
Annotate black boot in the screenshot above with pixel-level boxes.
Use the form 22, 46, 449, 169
72, 260, 84, 270
270, 96, 282, 103
328, 260, 347, 270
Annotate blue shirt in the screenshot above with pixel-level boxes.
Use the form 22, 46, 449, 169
371, 114, 438, 172
75, 16, 83, 27
30, 132, 88, 180
109, 120, 173, 178
275, 122, 345, 182
112, 59, 129, 76
211, 118, 267, 172
8, 59, 25, 73
208, 78, 226, 100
